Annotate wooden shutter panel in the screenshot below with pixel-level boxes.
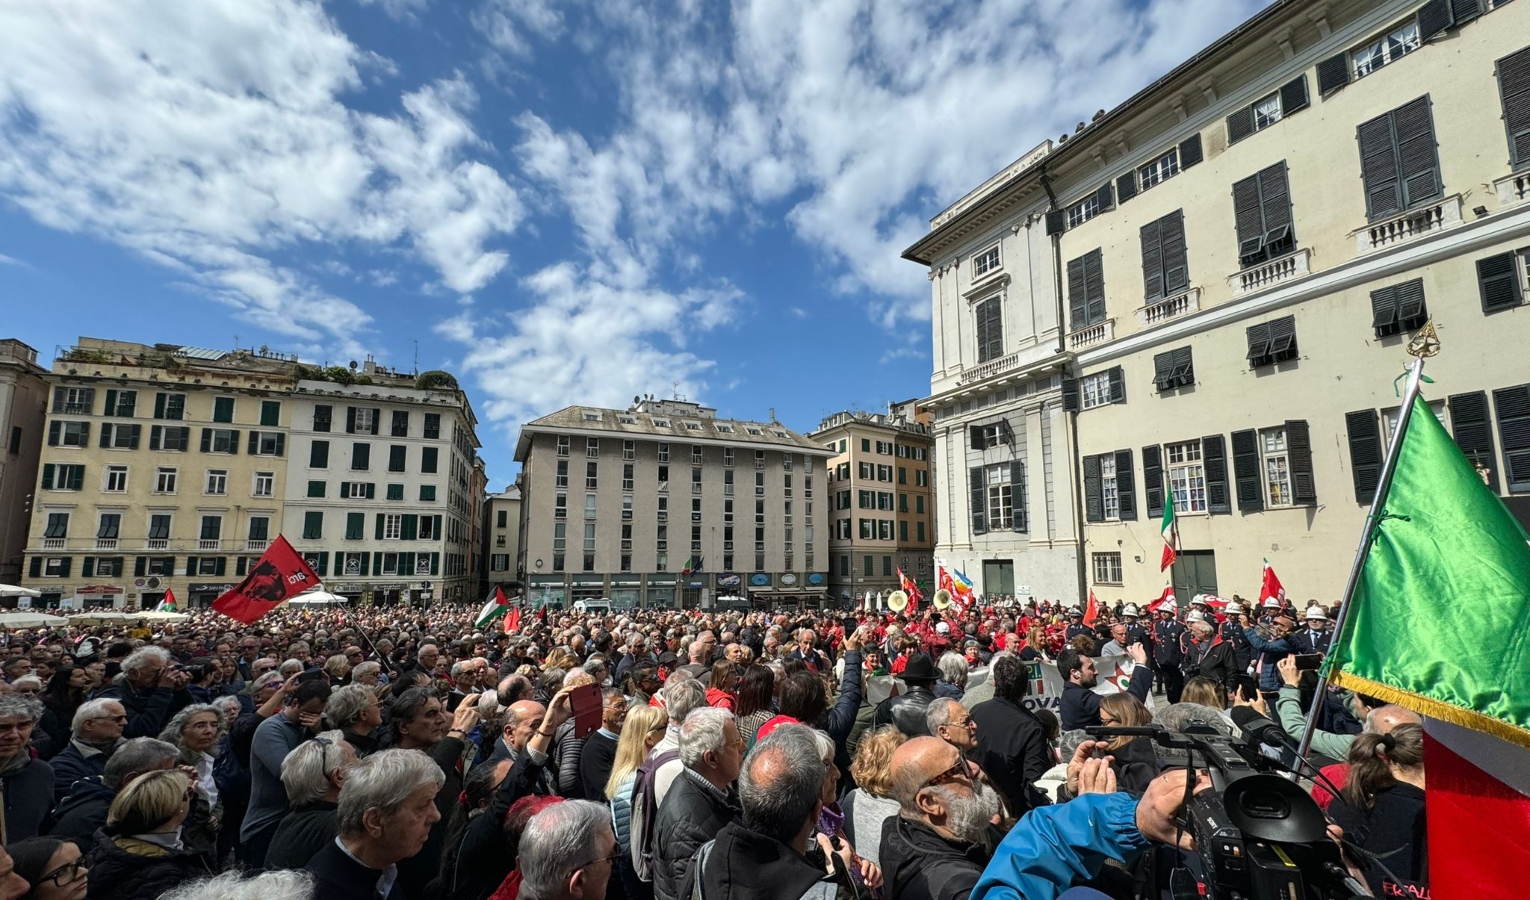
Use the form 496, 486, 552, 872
970, 426, 984, 450
247, 432, 259, 455
969, 467, 986, 535
98, 424, 112, 448
974, 301, 991, 361
1143, 445, 1164, 518
1280, 75, 1309, 115
370, 410, 380, 435
134, 556, 146, 577
59, 558, 71, 578
375, 514, 385, 540
1094, 182, 1114, 212
82, 557, 95, 578
1227, 105, 1256, 144
1140, 218, 1164, 301
1246, 322, 1272, 366
1203, 435, 1230, 514
1358, 112, 1403, 220
430, 552, 440, 576
1178, 133, 1203, 169
1044, 210, 1066, 236
1116, 172, 1137, 204
1108, 367, 1125, 404
346, 407, 357, 434
402, 515, 418, 541
48, 421, 60, 446
1115, 449, 1137, 520
1450, 0, 1482, 27
1067, 255, 1089, 332
67, 466, 84, 490
1172, 347, 1194, 386
1258, 163, 1293, 242
1394, 97, 1441, 207
1346, 410, 1384, 503
987, 299, 1005, 360
1011, 460, 1027, 532
1160, 211, 1188, 295
1477, 252, 1523, 313
1084, 249, 1106, 326
1498, 47, 1530, 168
1083, 455, 1103, 522
1449, 392, 1500, 492
274, 434, 285, 457
1232, 173, 1265, 261
1417, 0, 1452, 41
359, 552, 370, 575
1396, 279, 1427, 322
40, 464, 53, 490
1286, 420, 1317, 504
1371, 285, 1399, 335
154, 393, 166, 418
365, 483, 376, 500
200, 428, 212, 453
1317, 54, 1350, 95
1231, 429, 1263, 511
1062, 376, 1080, 413
103, 390, 116, 417
228, 430, 240, 454
1153, 351, 1174, 392
29, 557, 41, 579
1493, 385, 1530, 492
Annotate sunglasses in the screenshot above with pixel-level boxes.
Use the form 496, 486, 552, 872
920, 755, 977, 790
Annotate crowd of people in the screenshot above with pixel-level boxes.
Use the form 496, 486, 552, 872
0, 590, 1425, 899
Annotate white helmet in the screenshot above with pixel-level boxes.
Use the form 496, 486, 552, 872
1224, 601, 1245, 615
1122, 604, 1141, 617
1186, 610, 1207, 624
1262, 597, 1281, 609
1190, 594, 1210, 607
1304, 605, 1330, 621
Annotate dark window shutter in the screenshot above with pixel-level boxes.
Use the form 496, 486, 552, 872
1394, 97, 1441, 207
200, 428, 212, 453
430, 552, 440, 576
1396, 279, 1427, 326
1286, 420, 1317, 504
370, 410, 380, 435
48, 421, 60, 446
1084, 249, 1106, 326
1171, 347, 1194, 387
1116, 172, 1138, 204
128, 425, 141, 450
1203, 435, 1230, 514
1143, 445, 1164, 518
41, 464, 53, 490
970, 425, 984, 451
28, 557, 40, 579
1160, 211, 1188, 295
1062, 376, 1080, 413
1044, 210, 1066, 236
99, 424, 112, 448
1108, 366, 1126, 404
1346, 410, 1384, 503
1246, 322, 1272, 367
1153, 351, 1174, 392
1269, 315, 1298, 362
1493, 385, 1530, 492
1498, 46, 1530, 168
153, 393, 166, 418
970, 467, 986, 535
1067, 255, 1088, 332
375, 514, 385, 540
366, 482, 376, 500
160, 556, 174, 573
1231, 429, 1264, 511
1371, 285, 1400, 336
1083, 455, 1103, 522
1115, 449, 1137, 520
229, 430, 240, 454
1011, 460, 1027, 532
58, 558, 71, 578
1227, 106, 1256, 144
236, 556, 247, 577
346, 407, 357, 434
402, 514, 418, 541
1179, 133, 1204, 169
103, 390, 116, 416
1094, 182, 1114, 212
985, 298, 1004, 361
1140, 218, 1164, 301
1451, 0, 1482, 26
1258, 163, 1294, 250
1358, 111, 1403, 220
1232, 172, 1265, 263
1418, 0, 1452, 41
82, 557, 95, 578
79, 423, 90, 446
1280, 75, 1310, 115
67, 466, 83, 490
274, 434, 285, 457
134, 556, 146, 577
1317, 54, 1350, 95
1478, 252, 1523, 313
1449, 392, 1500, 492
247, 432, 259, 455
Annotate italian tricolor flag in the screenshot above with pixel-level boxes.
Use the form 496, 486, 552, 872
155, 589, 178, 613
1324, 395, 1530, 899
1158, 500, 1177, 571
475, 585, 511, 629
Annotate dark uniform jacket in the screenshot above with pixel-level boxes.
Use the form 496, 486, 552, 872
1289, 627, 1333, 656
1151, 619, 1186, 668
1219, 620, 1254, 672
968, 697, 1051, 815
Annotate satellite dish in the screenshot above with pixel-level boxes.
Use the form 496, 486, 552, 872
349, 360, 358, 370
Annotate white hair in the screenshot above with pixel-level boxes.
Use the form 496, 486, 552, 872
336, 749, 445, 835
122, 646, 170, 673
925, 697, 965, 733
281, 729, 351, 807
518, 800, 613, 900
679, 707, 732, 769
72, 697, 124, 734
160, 871, 315, 900
659, 678, 707, 725
936, 652, 969, 688
324, 684, 377, 731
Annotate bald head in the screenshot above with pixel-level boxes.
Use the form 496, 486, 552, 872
1367, 704, 1422, 734
689, 640, 708, 664
889, 736, 960, 811
505, 700, 546, 753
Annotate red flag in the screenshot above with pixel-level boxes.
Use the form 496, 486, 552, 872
504, 604, 522, 634
1258, 559, 1285, 607
1083, 590, 1100, 627
212, 535, 320, 625
1425, 720, 1530, 900
1147, 585, 1177, 614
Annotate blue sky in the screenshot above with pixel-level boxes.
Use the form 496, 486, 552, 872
0, 0, 1265, 489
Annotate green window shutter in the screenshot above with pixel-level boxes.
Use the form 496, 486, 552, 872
317, 552, 329, 576
1082, 455, 1103, 523
214, 557, 226, 576
346, 513, 364, 541
47, 421, 59, 446
434, 515, 443, 538
200, 429, 212, 453
236, 557, 247, 577
104, 391, 116, 416
68, 466, 85, 490
129, 425, 141, 449
375, 514, 384, 540
41, 464, 54, 490
99, 423, 112, 448
402, 515, 417, 540
29, 557, 41, 578
372, 553, 383, 576
366, 483, 376, 500
430, 552, 440, 576
307, 481, 325, 498
59, 558, 72, 578
400, 552, 414, 574
82, 557, 95, 578
134, 556, 146, 577
154, 393, 166, 418
359, 551, 370, 574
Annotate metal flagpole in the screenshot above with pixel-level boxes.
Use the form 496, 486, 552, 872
1295, 357, 1427, 763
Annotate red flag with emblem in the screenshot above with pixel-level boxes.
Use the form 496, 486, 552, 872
212, 535, 320, 625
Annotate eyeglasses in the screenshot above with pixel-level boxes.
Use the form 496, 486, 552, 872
40, 859, 86, 886
920, 755, 976, 790
89, 715, 130, 723
573, 851, 622, 871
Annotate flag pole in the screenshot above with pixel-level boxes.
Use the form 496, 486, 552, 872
1295, 357, 1426, 763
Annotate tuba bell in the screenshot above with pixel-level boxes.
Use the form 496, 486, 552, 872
933, 588, 954, 610
887, 590, 909, 612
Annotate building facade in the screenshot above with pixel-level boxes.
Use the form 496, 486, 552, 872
484, 485, 523, 591
0, 340, 48, 587
280, 362, 481, 606
809, 402, 935, 603
514, 399, 835, 609
911, 0, 1530, 606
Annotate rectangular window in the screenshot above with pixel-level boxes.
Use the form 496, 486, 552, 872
1166, 440, 1207, 514
96, 513, 121, 541
1100, 454, 1119, 520
1092, 552, 1124, 585
352, 443, 371, 470
1498, 46, 1530, 170
57, 421, 90, 447
302, 511, 325, 540
586, 461, 598, 489
1357, 96, 1441, 222
386, 483, 404, 501
1494, 384, 1530, 492
103, 390, 137, 417
1246, 316, 1298, 368
347, 482, 369, 500
1260, 428, 1294, 508
1227, 76, 1309, 144
312, 405, 332, 432
556, 460, 569, 488
985, 463, 1014, 529
200, 515, 222, 541
1138, 148, 1180, 190
213, 397, 235, 424
155, 467, 177, 493
307, 480, 325, 498
250, 431, 284, 456
310, 440, 329, 468
155, 393, 186, 421
1140, 209, 1188, 301
973, 244, 1001, 278
587, 437, 600, 458
52, 387, 95, 415
423, 413, 440, 439
916, 495, 925, 514
916, 470, 928, 487
755, 450, 766, 468
352, 407, 376, 434
692, 445, 704, 464
1066, 249, 1107, 332
1478, 251, 1527, 314
723, 448, 734, 467
390, 410, 409, 437
104, 465, 128, 492
148, 514, 171, 540
253, 471, 274, 497
153, 426, 190, 452
388, 445, 407, 472
622, 439, 635, 460
419, 484, 436, 502
1371, 279, 1428, 338
1352, 20, 1421, 79
586, 493, 597, 519
1232, 162, 1296, 267
43, 512, 70, 539
260, 400, 281, 427
1081, 367, 1125, 409
205, 469, 228, 495
1153, 347, 1195, 392
658, 443, 670, 462
346, 513, 365, 541
693, 467, 703, 493
557, 435, 570, 457
974, 297, 1004, 363
1067, 193, 1100, 229
248, 516, 270, 542
100, 423, 138, 450
554, 493, 567, 519
384, 515, 402, 540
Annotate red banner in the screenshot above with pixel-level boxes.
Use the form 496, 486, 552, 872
212, 535, 321, 624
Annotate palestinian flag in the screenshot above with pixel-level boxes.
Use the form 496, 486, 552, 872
1323, 395, 1530, 899
155, 589, 178, 613
1159, 499, 1178, 571
475, 585, 511, 629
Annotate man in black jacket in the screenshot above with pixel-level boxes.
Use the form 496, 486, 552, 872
1057, 644, 1153, 730
871, 653, 939, 737
1151, 603, 1188, 704
881, 736, 1003, 900
651, 708, 745, 900
47, 736, 178, 846
265, 728, 358, 870
1182, 618, 1238, 692
307, 749, 444, 900
0, 695, 54, 842
92, 647, 193, 739
968, 655, 1051, 815
49, 698, 126, 802
388, 686, 479, 898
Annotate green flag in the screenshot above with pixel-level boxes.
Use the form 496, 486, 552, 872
1327, 395, 1530, 747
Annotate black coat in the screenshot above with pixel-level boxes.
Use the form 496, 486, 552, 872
93, 680, 192, 740
1289, 628, 1334, 657
1328, 782, 1428, 898
879, 815, 989, 900
265, 800, 339, 870
394, 736, 465, 899
1219, 620, 1254, 672
870, 684, 937, 737
969, 697, 1051, 814
48, 776, 114, 846
1058, 664, 1154, 731
1151, 620, 1186, 667
652, 771, 742, 900
306, 839, 416, 900
1184, 637, 1239, 689
696, 820, 834, 900
1, 753, 55, 843
51, 741, 108, 803
84, 830, 214, 900
442, 745, 551, 900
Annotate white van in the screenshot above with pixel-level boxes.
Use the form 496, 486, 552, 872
573, 598, 612, 614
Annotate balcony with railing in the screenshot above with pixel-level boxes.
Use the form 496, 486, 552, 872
245, 539, 269, 552
1228, 248, 1312, 296
1068, 319, 1114, 350
958, 350, 1024, 385
1495, 171, 1530, 208
95, 539, 118, 550
1136, 287, 1200, 328
198, 539, 222, 550
147, 539, 169, 550
42, 538, 66, 550
1354, 195, 1463, 253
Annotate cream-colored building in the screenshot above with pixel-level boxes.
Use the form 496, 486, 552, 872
0, 340, 48, 587
809, 402, 935, 602
909, 0, 1530, 606
514, 398, 835, 609
484, 485, 523, 590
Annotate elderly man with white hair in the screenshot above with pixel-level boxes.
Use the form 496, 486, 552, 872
651, 707, 745, 900
93, 645, 192, 739
518, 799, 617, 900
266, 729, 359, 870
50, 697, 127, 802
304, 749, 445, 900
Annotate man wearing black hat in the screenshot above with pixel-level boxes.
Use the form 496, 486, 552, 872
870, 653, 939, 737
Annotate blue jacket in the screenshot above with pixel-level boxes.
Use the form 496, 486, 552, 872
971, 793, 1149, 900
1243, 627, 1296, 691
49, 740, 109, 803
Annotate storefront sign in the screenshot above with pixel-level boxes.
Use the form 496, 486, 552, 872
74, 585, 124, 595
779, 573, 798, 587
187, 583, 233, 594
715, 573, 741, 588
806, 573, 826, 586
748, 573, 772, 587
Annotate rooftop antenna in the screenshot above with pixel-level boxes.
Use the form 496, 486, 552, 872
672, 382, 680, 400
413, 340, 419, 376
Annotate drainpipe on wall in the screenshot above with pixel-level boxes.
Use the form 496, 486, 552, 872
1039, 164, 1090, 607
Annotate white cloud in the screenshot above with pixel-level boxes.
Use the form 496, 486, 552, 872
471, 0, 565, 58
354, 0, 430, 21
0, 253, 26, 268
0, 0, 521, 357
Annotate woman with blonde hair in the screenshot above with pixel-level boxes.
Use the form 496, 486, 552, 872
321, 654, 350, 685
87, 770, 214, 900
606, 705, 667, 900
841, 726, 907, 867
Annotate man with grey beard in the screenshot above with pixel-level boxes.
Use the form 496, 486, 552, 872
879, 736, 1004, 900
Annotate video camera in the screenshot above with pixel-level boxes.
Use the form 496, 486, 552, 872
1086, 723, 1366, 900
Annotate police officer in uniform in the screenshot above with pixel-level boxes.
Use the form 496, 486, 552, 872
1219, 600, 1255, 674
1290, 605, 1334, 656
1122, 604, 1151, 649
1152, 598, 1187, 704
1064, 608, 1094, 645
